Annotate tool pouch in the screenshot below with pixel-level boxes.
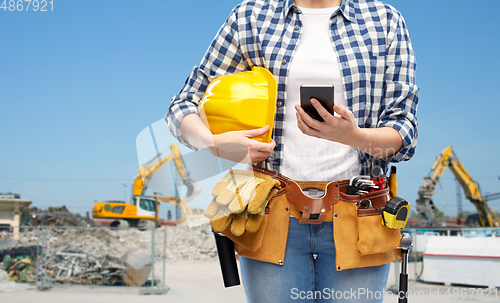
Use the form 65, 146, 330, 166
357, 206, 402, 255
334, 188, 402, 270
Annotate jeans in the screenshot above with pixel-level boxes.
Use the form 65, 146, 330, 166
239, 217, 391, 303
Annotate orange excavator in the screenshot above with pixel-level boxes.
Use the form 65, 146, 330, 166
92, 144, 202, 228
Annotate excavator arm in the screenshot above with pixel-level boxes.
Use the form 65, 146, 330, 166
151, 190, 203, 224
132, 144, 190, 197
93, 144, 201, 228
448, 156, 500, 227
417, 146, 500, 227
428, 147, 453, 188
416, 147, 452, 225
132, 144, 201, 226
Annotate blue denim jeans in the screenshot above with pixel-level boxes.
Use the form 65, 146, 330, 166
240, 217, 391, 303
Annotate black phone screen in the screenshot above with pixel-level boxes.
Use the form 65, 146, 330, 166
299, 85, 334, 122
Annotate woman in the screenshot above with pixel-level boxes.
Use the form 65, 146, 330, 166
167, 0, 418, 302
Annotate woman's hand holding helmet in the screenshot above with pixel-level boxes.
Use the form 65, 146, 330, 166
212, 125, 276, 164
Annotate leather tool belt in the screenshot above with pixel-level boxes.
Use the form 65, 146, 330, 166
252, 166, 390, 225
225, 166, 402, 269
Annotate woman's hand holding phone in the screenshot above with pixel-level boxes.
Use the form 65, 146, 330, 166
295, 99, 361, 147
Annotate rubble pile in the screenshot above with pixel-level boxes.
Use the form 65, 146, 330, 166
28, 206, 98, 227
13, 223, 216, 261
41, 245, 126, 286
0, 222, 217, 287
164, 223, 218, 261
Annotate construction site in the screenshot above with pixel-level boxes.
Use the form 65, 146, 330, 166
3, 0, 500, 302
1, 144, 499, 303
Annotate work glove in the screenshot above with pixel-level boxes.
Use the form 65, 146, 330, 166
204, 170, 281, 237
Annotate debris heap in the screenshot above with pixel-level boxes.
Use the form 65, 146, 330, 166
1, 222, 217, 287
12, 223, 216, 261
28, 206, 98, 227
1, 203, 218, 287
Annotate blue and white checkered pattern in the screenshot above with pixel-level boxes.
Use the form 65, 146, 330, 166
166, 0, 419, 176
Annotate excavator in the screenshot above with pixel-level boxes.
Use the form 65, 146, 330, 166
92, 144, 202, 228
416, 146, 500, 227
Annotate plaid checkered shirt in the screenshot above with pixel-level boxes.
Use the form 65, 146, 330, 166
166, 0, 419, 176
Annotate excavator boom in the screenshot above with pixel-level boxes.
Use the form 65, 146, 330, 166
417, 146, 500, 227
132, 144, 190, 197
93, 144, 201, 228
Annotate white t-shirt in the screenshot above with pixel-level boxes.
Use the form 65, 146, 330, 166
282, 6, 360, 181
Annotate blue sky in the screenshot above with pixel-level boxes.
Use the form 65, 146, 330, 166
1, 0, 500, 219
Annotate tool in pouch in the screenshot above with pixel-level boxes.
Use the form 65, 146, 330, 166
372, 162, 413, 302
381, 166, 410, 229
353, 163, 413, 301
348, 165, 410, 229
284, 161, 393, 225
398, 233, 412, 303
283, 162, 391, 226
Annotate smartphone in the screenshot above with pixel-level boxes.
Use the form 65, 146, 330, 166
300, 85, 334, 122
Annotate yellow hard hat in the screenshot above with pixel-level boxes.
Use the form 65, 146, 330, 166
198, 66, 277, 143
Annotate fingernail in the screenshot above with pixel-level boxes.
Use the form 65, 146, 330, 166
310, 99, 316, 104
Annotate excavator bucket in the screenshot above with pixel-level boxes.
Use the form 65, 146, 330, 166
179, 182, 208, 227
184, 182, 202, 202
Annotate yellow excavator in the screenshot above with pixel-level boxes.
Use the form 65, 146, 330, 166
416, 146, 500, 227
92, 144, 202, 228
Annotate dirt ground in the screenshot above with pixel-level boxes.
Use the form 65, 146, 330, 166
0, 260, 246, 303
2, 261, 499, 303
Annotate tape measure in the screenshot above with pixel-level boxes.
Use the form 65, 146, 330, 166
381, 196, 409, 229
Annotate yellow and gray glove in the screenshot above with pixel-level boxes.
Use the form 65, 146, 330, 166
204, 170, 281, 236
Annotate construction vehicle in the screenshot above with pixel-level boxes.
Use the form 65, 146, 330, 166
151, 191, 204, 223
416, 146, 500, 227
92, 144, 202, 228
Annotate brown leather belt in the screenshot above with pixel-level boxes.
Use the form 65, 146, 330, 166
252, 166, 344, 224
252, 166, 389, 225
286, 180, 346, 224
251, 166, 289, 195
